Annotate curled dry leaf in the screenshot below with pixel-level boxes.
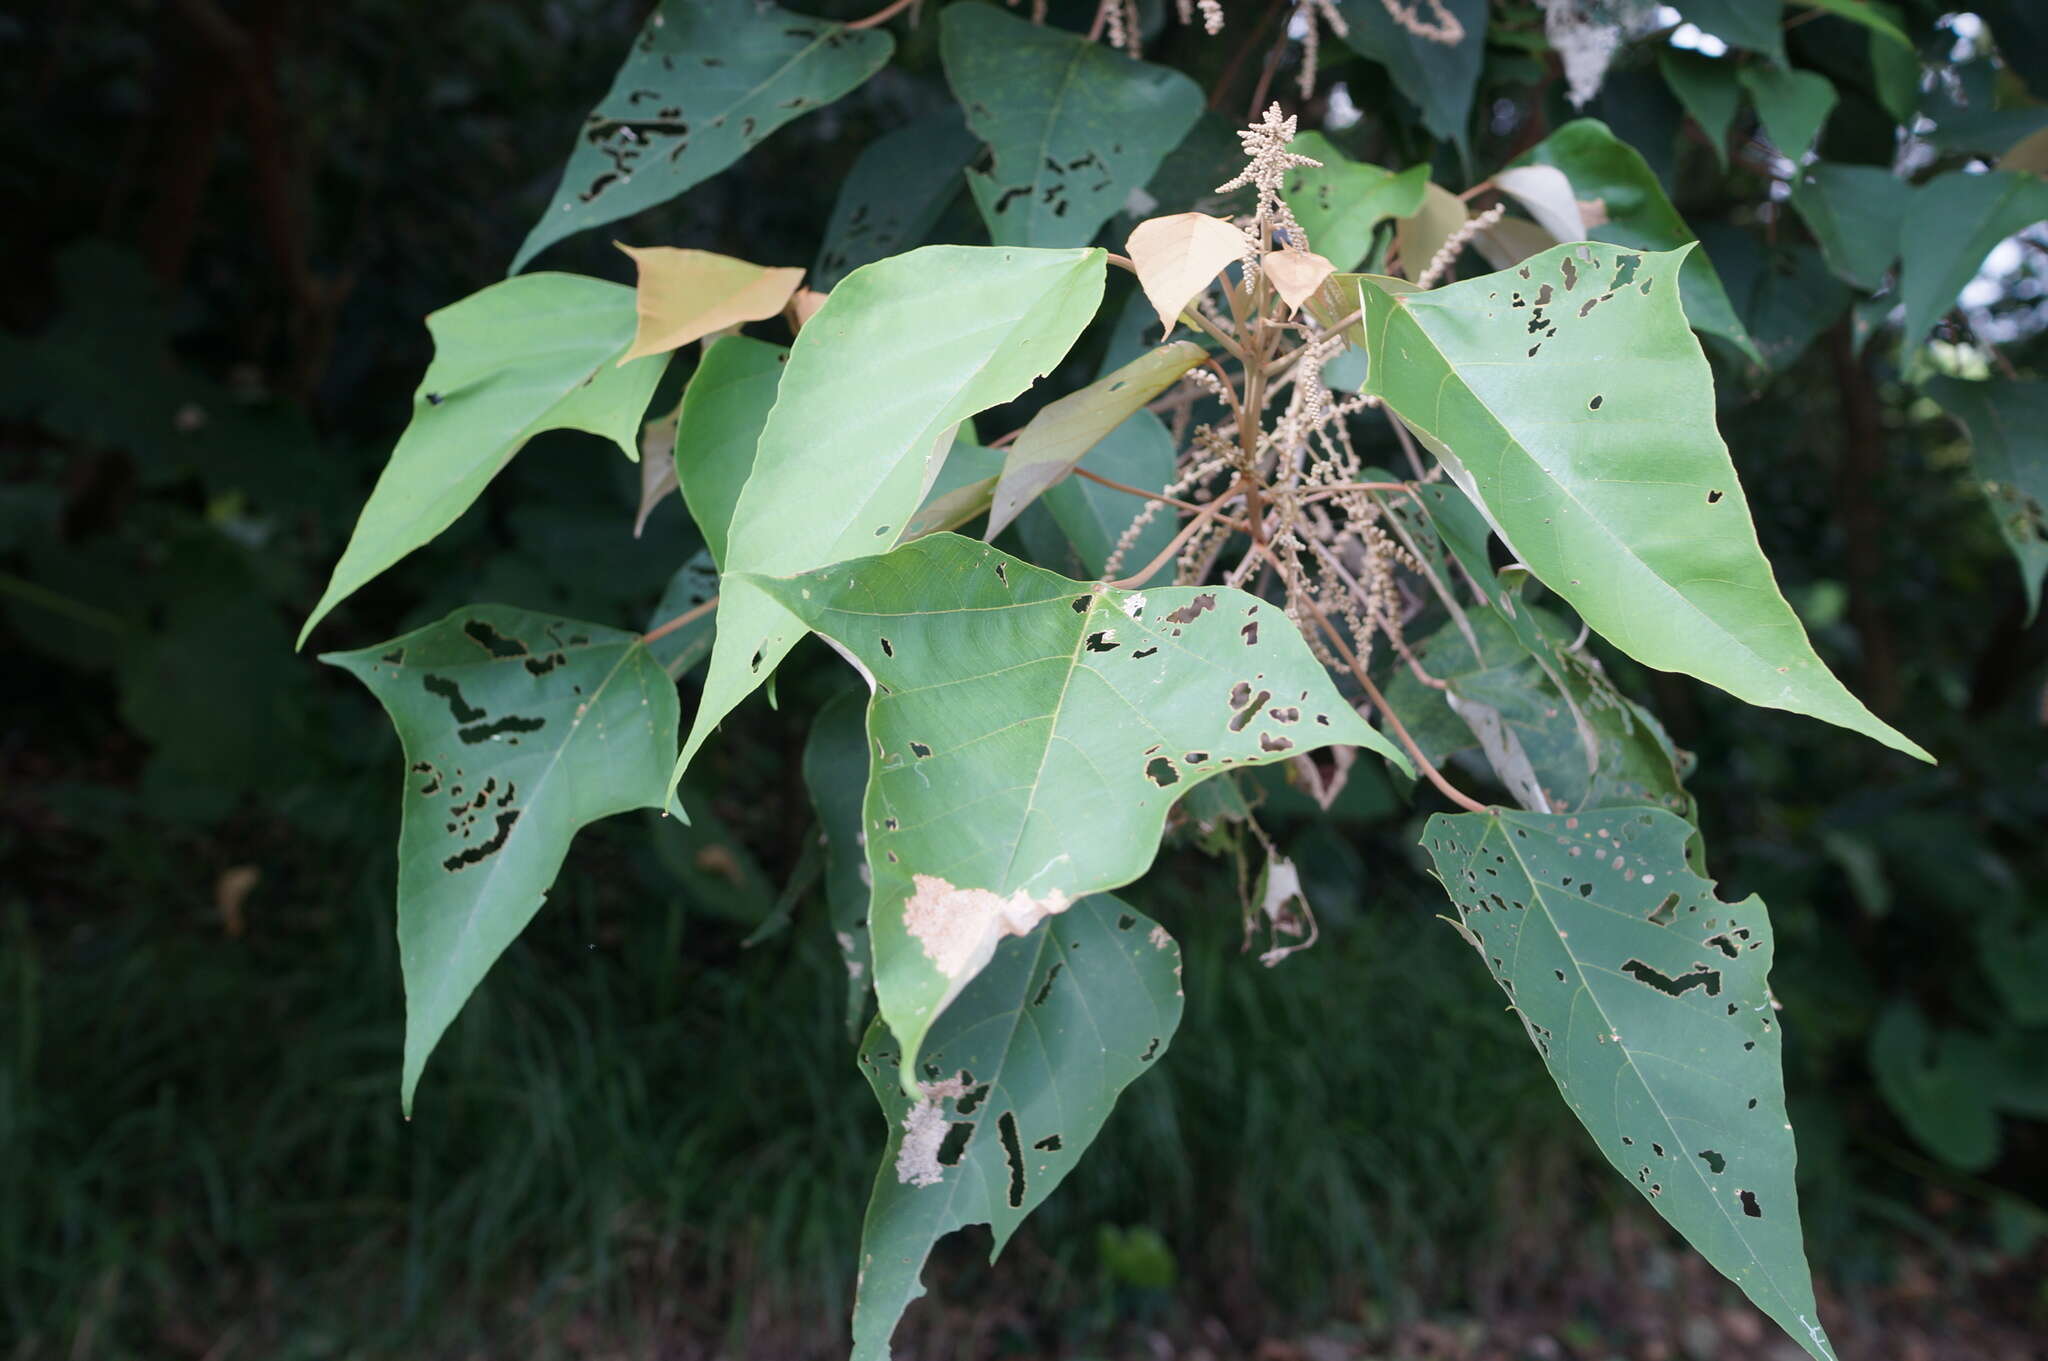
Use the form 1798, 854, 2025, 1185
615, 244, 804, 362
1492, 164, 1589, 246
1261, 248, 1336, 313
784, 285, 828, 332
1126, 211, 1246, 335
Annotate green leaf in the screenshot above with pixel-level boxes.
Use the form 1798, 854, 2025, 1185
1040, 409, 1179, 581
850, 895, 1182, 1361
747, 534, 1408, 1088
1700, 229, 1853, 373
299, 275, 668, 647
1334, 0, 1489, 153
1869, 1002, 2002, 1171
1358, 241, 1929, 761
1515, 119, 1758, 364
1280, 134, 1429, 272
1795, 0, 1910, 48
1676, 0, 1788, 66
1658, 50, 1742, 169
1923, 376, 2048, 620
804, 690, 876, 1036
942, 2, 1203, 249
673, 245, 1108, 798
906, 430, 1007, 540
672, 334, 787, 568
645, 549, 718, 678
1423, 807, 1834, 1361
1787, 163, 1909, 291
814, 110, 982, 290
1897, 170, 2048, 350
985, 341, 1204, 538
508, 0, 892, 273
1739, 66, 1838, 157
324, 606, 679, 1110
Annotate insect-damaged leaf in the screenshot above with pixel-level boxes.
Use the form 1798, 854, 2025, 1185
298, 275, 667, 647
324, 607, 678, 1111
671, 245, 1106, 802
814, 110, 982, 290
1924, 376, 2048, 620
508, 0, 891, 273
614, 245, 802, 362
850, 895, 1182, 1361
942, 2, 1203, 249
1125, 212, 1248, 336
1423, 807, 1835, 1361
1358, 241, 1930, 762
985, 341, 1205, 539
746, 534, 1409, 1090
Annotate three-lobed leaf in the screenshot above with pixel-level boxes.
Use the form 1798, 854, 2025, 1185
1424, 807, 1833, 1361
814, 110, 982, 290
1359, 241, 1928, 761
748, 534, 1409, 1090
326, 607, 678, 1110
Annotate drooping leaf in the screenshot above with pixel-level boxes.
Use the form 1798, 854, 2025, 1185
986, 341, 1205, 538
615, 245, 802, 362
805, 690, 876, 1036
814, 110, 982, 290
1659, 49, 1742, 168
672, 334, 788, 568
748, 534, 1408, 1086
1515, 119, 1758, 363
1896, 170, 2048, 350
1492, 165, 1590, 247
1423, 807, 1834, 1361
1334, 0, 1489, 152
299, 275, 668, 647
1279, 133, 1429, 272
1126, 212, 1248, 336
508, 0, 892, 273
850, 895, 1182, 1361
1787, 163, 1909, 290
1923, 376, 2048, 619
1263, 249, 1338, 312
1676, 0, 1788, 66
325, 607, 679, 1110
1358, 241, 1929, 760
645, 549, 718, 678
942, 2, 1203, 248
672, 246, 1108, 798
1041, 409, 1179, 582
1739, 66, 1839, 157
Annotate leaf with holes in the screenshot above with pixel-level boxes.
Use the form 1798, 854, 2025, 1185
325, 607, 678, 1111
299, 275, 667, 647
985, 341, 1204, 538
1279, 133, 1428, 272
747, 533, 1408, 1088
942, 2, 1203, 249
672, 334, 787, 568
1423, 807, 1833, 1361
814, 110, 981, 289
509, 0, 892, 273
1924, 376, 2048, 620
1358, 241, 1928, 761
850, 895, 1182, 1361
672, 245, 1106, 801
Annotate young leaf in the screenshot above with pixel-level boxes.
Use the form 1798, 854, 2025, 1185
1423, 807, 1834, 1361
1738, 66, 1839, 158
1923, 376, 2048, 620
1126, 212, 1248, 335
942, 2, 1203, 248
1659, 49, 1742, 168
850, 895, 1182, 1361
986, 341, 1205, 538
672, 334, 788, 568
298, 275, 666, 647
745, 534, 1409, 1089
1896, 170, 2048, 349
614, 245, 802, 362
1333, 0, 1488, 153
324, 607, 679, 1110
672, 246, 1108, 799
1514, 119, 1758, 363
508, 0, 891, 273
805, 690, 877, 1035
1279, 133, 1428, 272
814, 111, 981, 290
1358, 241, 1929, 761
1787, 164, 1909, 291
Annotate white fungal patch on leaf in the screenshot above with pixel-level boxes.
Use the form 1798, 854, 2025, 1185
1121, 592, 1147, 619
895, 1098, 950, 1188
1149, 923, 1172, 950
904, 874, 1073, 1010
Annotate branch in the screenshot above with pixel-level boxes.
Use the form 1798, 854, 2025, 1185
643, 594, 717, 646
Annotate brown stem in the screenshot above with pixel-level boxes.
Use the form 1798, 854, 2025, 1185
644, 594, 718, 646
847, 0, 919, 29
1071, 465, 1218, 519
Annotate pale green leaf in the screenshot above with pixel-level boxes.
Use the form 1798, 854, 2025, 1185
805, 690, 876, 1036
1041, 409, 1179, 581
1515, 119, 1759, 363
850, 896, 1182, 1361
1676, 0, 1788, 66
1659, 50, 1742, 169
1334, 0, 1488, 152
1923, 376, 2048, 619
299, 275, 667, 647
985, 341, 1204, 538
1423, 807, 1834, 1361
1897, 170, 2048, 350
1280, 133, 1429, 272
906, 430, 1006, 541
942, 3, 1203, 248
1358, 241, 1929, 760
1739, 66, 1839, 157
672, 334, 787, 568
1787, 163, 1908, 291
815, 110, 981, 290
325, 607, 679, 1111
748, 534, 1408, 1087
509, 0, 891, 273
672, 246, 1108, 799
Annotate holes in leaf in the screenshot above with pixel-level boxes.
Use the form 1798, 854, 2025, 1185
1622, 958, 1721, 997
1132, 646, 1158, 660
1033, 1134, 1063, 1151
1697, 1149, 1726, 1174
423, 674, 486, 723
998, 1111, 1026, 1207
994, 561, 1007, 585
1706, 489, 1724, 504
1145, 756, 1180, 787
1647, 893, 1679, 926
1268, 706, 1299, 724
464, 619, 526, 658
1032, 961, 1064, 1006
880, 637, 894, 658
910, 741, 932, 760
1259, 733, 1293, 753
1164, 593, 1217, 624
936, 1122, 974, 1166
1241, 621, 1259, 645
443, 810, 521, 872
956, 1082, 992, 1116
1140, 1037, 1160, 1061
1183, 751, 1208, 764
1086, 630, 1120, 653
1071, 596, 1091, 613
460, 714, 545, 744
1704, 932, 1741, 959
1588, 395, 1604, 411
1228, 687, 1272, 733
883, 817, 899, 831
1117, 913, 1136, 930
1738, 1189, 1763, 1218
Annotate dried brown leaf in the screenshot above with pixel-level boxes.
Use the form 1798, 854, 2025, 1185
615, 244, 803, 362
1126, 211, 1245, 335
1261, 248, 1336, 313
